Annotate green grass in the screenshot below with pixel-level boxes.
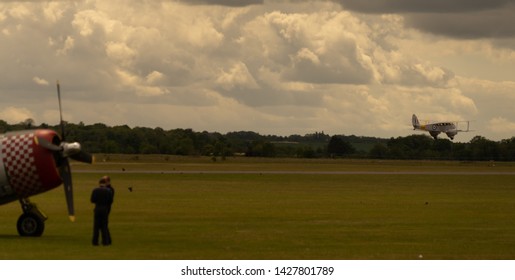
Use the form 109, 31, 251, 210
1, 157, 515, 259
82, 154, 515, 172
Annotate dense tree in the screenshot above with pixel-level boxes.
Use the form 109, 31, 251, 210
297, 145, 317, 158
0, 119, 514, 161
499, 137, 515, 161
369, 143, 388, 159
246, 140, 276, 157
327, 136, 355, 157
469, 136, 500, 161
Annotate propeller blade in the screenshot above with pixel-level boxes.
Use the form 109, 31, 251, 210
59, 158, 75, 222
70, 151, 94, 164
56, 80, 66, 141
34, 136, 62, 152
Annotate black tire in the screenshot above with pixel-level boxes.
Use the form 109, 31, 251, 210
17, 213, 45, 237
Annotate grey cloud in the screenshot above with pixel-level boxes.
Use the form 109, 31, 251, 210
1, 0, 263, 4
216, 83, 325, 107
176, 0, 263, 6
338, 0, 515, 39
492, 38, 515, 49
393, 65, 455, 88
337, 0, 512, 14
405, 8, 515, 39
283, 54, 372, 85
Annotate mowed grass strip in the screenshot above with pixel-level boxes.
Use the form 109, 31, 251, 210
1, 160, 515, 259
74, 155, 515, 173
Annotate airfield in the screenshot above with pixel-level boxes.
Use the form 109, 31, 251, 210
1, 155, 515, 259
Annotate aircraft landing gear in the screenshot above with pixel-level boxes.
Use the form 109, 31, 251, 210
17, 199, 47, 237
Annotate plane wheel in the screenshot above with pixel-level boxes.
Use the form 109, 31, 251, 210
17, 213, 45, 237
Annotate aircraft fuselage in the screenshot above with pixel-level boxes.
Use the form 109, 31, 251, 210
412, 114, 459, 140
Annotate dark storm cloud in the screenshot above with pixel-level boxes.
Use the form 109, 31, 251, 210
177, 0, 263, 6
337, 0, 515, 39
337, 0, 511, 14
405, 9, 515, 39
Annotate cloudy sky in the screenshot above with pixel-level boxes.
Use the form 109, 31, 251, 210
1, 0, 515, 141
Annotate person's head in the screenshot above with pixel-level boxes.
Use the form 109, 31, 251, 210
99, 178, 107, 187
102, 175, 111, 185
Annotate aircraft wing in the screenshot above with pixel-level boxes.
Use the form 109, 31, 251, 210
455, 120, 473, 132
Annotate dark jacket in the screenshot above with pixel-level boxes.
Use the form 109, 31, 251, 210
106, 184, 114, 213
91, 187, 113, 212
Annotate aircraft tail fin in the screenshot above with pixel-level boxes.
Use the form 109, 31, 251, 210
412, 114, 420, 129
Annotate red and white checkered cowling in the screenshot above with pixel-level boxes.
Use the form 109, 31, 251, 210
0, 129, 62, 198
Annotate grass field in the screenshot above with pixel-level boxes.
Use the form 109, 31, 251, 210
1, 156, 515, 259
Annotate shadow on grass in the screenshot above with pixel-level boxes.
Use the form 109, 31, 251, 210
0, 234, 78, 240
0, 234, 22, 239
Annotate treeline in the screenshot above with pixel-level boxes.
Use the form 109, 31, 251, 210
2, 119, 515, 161
370, 134, 515, 161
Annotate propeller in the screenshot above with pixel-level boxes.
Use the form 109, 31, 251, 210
57, 81, 79, 222
36, 81, 94, 222
35, 137, 93, 164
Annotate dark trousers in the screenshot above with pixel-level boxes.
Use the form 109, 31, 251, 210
92, 210, 111, 245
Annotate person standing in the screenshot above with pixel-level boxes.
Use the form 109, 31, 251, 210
91, 178, 112, 246
103, 175, 114, 245
103, 175, 114, 214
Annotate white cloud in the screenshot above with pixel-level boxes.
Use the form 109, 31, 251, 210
241, 10, 374, 84
145, 71, 164, 85
32, 77, 49, 86
489, 117, 515, 134
57, 35, 75, 55
185, 17, 224, 49
0, 107, 33, 124
115, 68, 167, 97
295, 48, 320, 65
72, 9, 119, 37
216, 62, 259, 90
105, 41, 136, 66
43, 2, 66, 23
7, 4, 32, 20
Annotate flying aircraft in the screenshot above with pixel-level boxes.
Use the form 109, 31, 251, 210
0, 82, 93, 237
412, 114, 471, 140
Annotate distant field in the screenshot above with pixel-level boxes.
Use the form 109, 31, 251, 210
79, 154, 515, 172
1, 156, 515, 259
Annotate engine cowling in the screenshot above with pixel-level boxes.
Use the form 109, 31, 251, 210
0, 129, 62, 202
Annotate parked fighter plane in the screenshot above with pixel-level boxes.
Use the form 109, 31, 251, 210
412, 114, 470, 140
0, 82, 93, 236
